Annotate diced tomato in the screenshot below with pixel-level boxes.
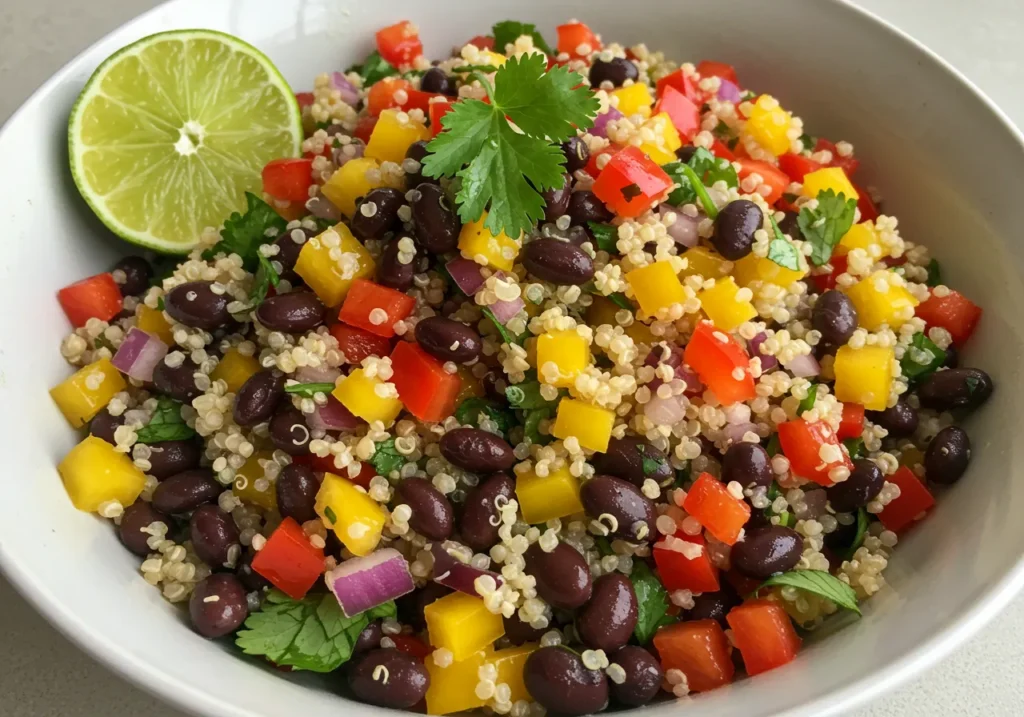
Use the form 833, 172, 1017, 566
592, 146, 673, 218
837, 403, 865, 441
466, 35, 496, 51
655, 69, 702, 103
777, 153, 823, 183
556, 22, 602, 60
57, 273, 124, 328
390, 634, 433, 660
915, 289, 982, 346
709, 139, 736, 162
810, 254, 848, 293
726, 600, 801, 676
653, 619, 735, 692
375, 20, 423, 67
683, 321, 756, 405
734, 158, 789, 206
585, 147, 616, 178
653, 532, 720, 594
696, 60, 738, 85
814, 138, 860, 177
404, 88, 441, 115
261, 158, 315, 202
389, 341, 462, 422
879, 465, 936, 533
353, 114, 378, 144
295, 92, 315, 108
429, 98, 455, 137
338, 279, 416, 339
367, 77, 412, 116
855, 184, 879, 221
777, 418, 852, 486
251, 517, 325, 599
329, 323, 393, 364
654, 86, 701, 140
683, 473, 751, 545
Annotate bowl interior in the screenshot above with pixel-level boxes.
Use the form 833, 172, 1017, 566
2, 0, 1024, 715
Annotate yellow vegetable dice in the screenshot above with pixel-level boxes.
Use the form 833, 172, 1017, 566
294, 223, 376, 307
455, 366, 485, 405
333, 369, 404, 426
626, 261, 686, 317
833, 345, 894, 411
516, 464, 584, 524
838, 222, 881, 257
232, 451, 277, 511
845, 271, 919, 331
551, 398, 615, 453
137, 305, 174, 345
365, 109, 430, 165
50, 358, 127, 429
211, 348, 261, 394
731, 253, 807, 288
480, 50, 507, 67
537, 330, 591, 388
425, 592, 505, 662
458, 213, 521, 271
487, 644, 538, 704
742, 94, 793, 157
610, 83, 654, 119
315, 472, 386, 556
698, 276, 757, 332
680, 246, 732, 280
320, 157, 388, 217
58, 436, 146, 512
802, 167, 859, 201
639, 112, 682, 164
586, 296, 655, 346
425, 648, 490, 715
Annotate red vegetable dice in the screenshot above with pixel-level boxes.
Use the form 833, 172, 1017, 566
855, 184, 879, 221
390, 633, 433, 660
734, 158, 790, 206
429, 98, 455, 137
654, 532, 720, 594
810, 254, 848, 294
251, 517, 325, 599
777, 418, 852, 487
837, 403, 865, 441
262, 158, 314, 202
466, 35, 496, 51
726, 599, 801, 676
777, 153, 823, 183
814, 138, 860, 177
709, 139, 736, 162
683, 473, 751, 545
878, 465, 935, 533
696, 60, 738, 85
653, 619, 735, 692
367, 77, 412, 116
338, 279, 416, 338
389, 341, 461, 422
404, 88, 441, 115
556, 22, 602, 60
914, 289, 982, 347
353, 114, 378, 144
329, 322, 393, 364
655, 69, 701, 103
683, 321, 756, 405
592, 146, 673, 218
57, 273, 124, 328
654, 85, 701, 141
295, 92, 315, 108
375, 20, 423, 67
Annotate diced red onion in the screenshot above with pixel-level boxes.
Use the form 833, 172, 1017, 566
430, 542, 503, 596
111, 327, 168, 383
296, 365, 342, 384
326, 548, 415, 617
660, 206, 700, 248
786, 353, 821, 378
591, 107, 624, 139
445, 258, 486, 295
643, 394, 688, 426
676, 365, 703, 395
723, 422, 759, 445
329, 72, 361, 107
309, 395, 362, 433
717, 79, 742, 104
332, 142, 365, 168
748, 332, 778, 372
487, 271, 525, 324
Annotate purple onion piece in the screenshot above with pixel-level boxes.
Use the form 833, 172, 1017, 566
717, 79, 742, 103
643, 394, 688, 426
445, 258, 486, 295
660, 206, 700, 248
295, 365, 342, 384
786, 353, 821, 378
722, 422, 758, 445
591, 106, 625, 139
111, 327, 168, 383
309, 395, 362, 433
326, 548, 416, 617
748, 332, 779, 372
430, 542, 503, 596
329, 71, 361, 107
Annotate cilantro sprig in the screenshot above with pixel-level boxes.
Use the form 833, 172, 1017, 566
202, 192, 286, 271
662, 147, 737, 215
135, 397, 195, 444
797, 189, 857, 266
285, 382, 336, 398
506, 377, 562, 445
249, 252, 281, 307
900, 333, 946, 382
370, 438, 405, 477
630, 561, 676, 644
491, 20, 554, 55
346, 50, 399, 87
767, 214, 801, 271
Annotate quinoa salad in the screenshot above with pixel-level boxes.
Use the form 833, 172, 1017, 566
51, 17, 994, 715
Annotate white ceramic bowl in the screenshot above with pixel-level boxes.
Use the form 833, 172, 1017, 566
3, 0, 1024, 715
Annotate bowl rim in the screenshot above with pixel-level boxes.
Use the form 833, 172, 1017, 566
3, 0, 1024, 715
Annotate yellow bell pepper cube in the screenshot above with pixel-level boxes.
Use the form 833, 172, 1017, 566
294, 223, 376, 307
320, 157, 388, 217
833, 345, 894, 411
516, 464, 584, 524
610, 83, 654, 119
458, 213, 521, 272
586, 296, 655, 347
315, 472, 386, 556
50, 358, 127, 429
802, 167, 859, 201
837, 222, 881, 257
425, 648, 490, 715
680, 246, 732, 280
551, 398, 615, 453
58, 436, 147, 512
487, 644, 538, 704
845, 271, 919, 331
210, 348, 261, 394
480, 50, 507, 67
425, 592, 505, 662
731, 253, 807, 288
365, 108, 430, 165
537, 330, 591, 388
626, 260, 687, 317
639, 112, 682, 165
698, 276, 757, 332
333, 368, 404, 427
454, 366, 485, 405
137, 305, 174, 345
742, 94, 793, 157
232, 451, 277, 511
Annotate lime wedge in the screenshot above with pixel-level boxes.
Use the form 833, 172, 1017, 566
69, 30, 303, 254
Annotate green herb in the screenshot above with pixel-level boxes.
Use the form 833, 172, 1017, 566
925, 259, 942, 287
369, 438, 405, 477
711, 120, 733, 141
797, 189, 858, 266
762, 481, 784, 520
605, 292, 633, 310
323, 506, 337, 525
506, 379, 555, 410
422, 53, 599, 239
587, 222, 618, 254
594, 536, 614, 557
798, 133, 816, 150
93, 334, 115, 353
843, 437, 865, 460
673, 465, 691, 489
491, 20, 554, 55
777, 511, 794, 528
756, 570, 860, 615
522, 407, 554, 445
450, 64, 508, 74
236, 591, 396, 672
134, 397, 196, 444
482, 307, 525, 346
781, 192, 802, 208
346, 50, 398, 87
455, 397, 514, 436
797, 383, 818, 415
630, 561, 675, 644
767, 215, 801, 271
765, 434, 782, 457
689, 147, 738, 188
637, 443, 669, 477
285, 382, 336, 398
202, 192, 287, 271
156, 296, 166, 312
663, 147, 737, 210
678, 163, 718, 218
900, 333, 946, 382
249, 252, 281, 307
843, 508, 870, 561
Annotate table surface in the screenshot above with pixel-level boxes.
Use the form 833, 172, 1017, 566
3, 0, 1024, 714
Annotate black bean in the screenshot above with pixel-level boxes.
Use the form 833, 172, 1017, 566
164, 281, 231, 330
731, 524, 803, 579
420, 67, 457, 96
274, 227, 313, 274
576, 574, 638, 652
189, 574, 249, 638
943, 343, 959, 368
685, 584, 740, 627
459, 473, 515, 552
152, 357, 201, 403
377, 240, 417, 291
396, 477, 454, 541
256, 292, 326, 333
118, 501, 172, 556
415, 316, 482, 364
397, 582, 451, 631
503, 612, 546, 646
276, 464, 320, 523
722, 442, 773, 489
675, 145, 698, 164
439, 428, 515, 473
151, 469, 221, 514
777, 210, 800, 240
609, 646, 662, 706
561, 137, 591, 173
711, 199, 761, 260
404, 141, 434, 189
812, 290, 859, 347
112, 256, 152, 297
236, 551, 271, 593
868, 399, 919, 439
354, 621, 384, 654
925, 425, 971, 485
568, 190, 613, 226
542, 176, 573, 222
588, 57, 639, 88
349, 649, 430, 709
146, 439, 202, 480
412, 183, 460, 254
525, 543, 592, 609
591, 437, 672, 487
524, 647, 609, 716
351, 187, 405, 241
580, 475, 656, 542
826, 458, 884, 514
521, 238, 595, 286
89, 409, 125, 445
269, 407, 313, 456
190, 505, 240, 568
917, 368, 993, 412
233, 370, 285, 427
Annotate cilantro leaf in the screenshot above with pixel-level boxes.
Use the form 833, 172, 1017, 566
900, 333, 946, 382
249, 252, 280, 307
587, 222, 618, 254
606, 292, 633, 310
842, 508, 870, 561
455, 397, 514, 436
630, 561, 675, 644
797, 189, 857, 266
756, 570, 860, 615
370, 438, 405, 477
202, 192, 287, 271
135, 397, 195, 444
346, 50, 398, 86
522, 407, 554, 445
594, 536, 614, 556
495, 55, 598, 139
678, 164, 718, 218
797, 383, 818, 415
799, 133, 816, 150
506, 379, 555, 410
765, 434, 782, 457
637, 443, 669, 478
662, 148, 736, 212
491, 20, 554, 56
925, 258, 942, 287
482, 306, 525, 346
688, 147, 738, 189
767, 214, 801, 271
843, 437, 865, 460
285, 382, 336, 398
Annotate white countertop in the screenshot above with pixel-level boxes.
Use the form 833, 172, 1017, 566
2, 0, 1023, 714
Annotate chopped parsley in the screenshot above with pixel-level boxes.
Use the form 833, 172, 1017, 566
765, 434, 782, 457
757, 570, 860, 615
455, 397, 514, 437
134, 397, 196, 444
637, 443, 669, 477
900, 333, 946, 382
285, 382, 336, 398
797, 383, 818, 415
369, 438, 405, 477
843, 437, 865, 460
482, 307, 526, 346
843, 508, 870, 560
346, 50, 398, 87
925, 258, 942, 287
587, 222, 618, 254
663, 147, 737, 214
491, 20, 554, 55
249, 252, 280, 307
797, 189, 857, 266
506, 378, 560, 446
605, 292, 633, 310
767, 214, 801, 271
202, 192, 287, 271
323, 506, 338, 525
630, 561, 676, 644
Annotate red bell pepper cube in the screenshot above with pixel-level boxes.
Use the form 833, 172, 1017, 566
655, 69, 701, 103
837, 403, 865, 441
592, 146, 673, 218
777, 418, 853, 487
251, 517, 325, 599
329, 322, 393, 364
726, 599, 801, 676
585, 147, 616, 179
915, 289, 982, 347
653, 619, 735, 692
295, 92, 315, 109
58, 273, 124, 328
709, 139, 736, 162
696, 60, 738, 85
389, 341, 462, 422
353, 114, 378, 144
338, 279, 416, 338
556, 22, 602, 59
466, 35, 496, 51
814, 138, 860, 177
879, 465, 936, 533
683, 473, 751, 545
683, 321, 756, 405
855, 183, 879, 221
810, 254, 848, 294
390, 633, 434, 661
375, 20, 423, 67
653, 532, 720, 594
262, 158, 315, 202
654, 85, 701, 140
367, 77, 412, 116
429, 98, 455, 137
403, 88, 441, 115
734, 158, 790, 206
777, 153, 823, 183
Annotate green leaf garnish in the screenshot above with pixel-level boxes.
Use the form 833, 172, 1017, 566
637, 443, 669, 477
767, 214, 801, 271
323, 506, 337, 525
843, 437, 865, 460
678, 164, 718, 218
587, 222, 618, 254
606, 292, 633, 310
369, 437, 405, 477
925, 259, 942, 288
249, 252, 281, 307
797, 383, 818, 415
522, 407, 554, 445
900, 333, 946, 382
455, 397, 514, 437
797, 189, 857, 266
630, 561, 675, 644
799, 133, 816, 150
346, 50, 398, 87
506, 379, 554, 410
482, 307, 526, 346
491, 20, 554, 55
756, 569, 861, 615
285, 382, 336, 398
843, 508, 870, 561
135, 397, 196, 444
765, 434, 782, 457
594, 535, 614, 556
202, 192, 287, 271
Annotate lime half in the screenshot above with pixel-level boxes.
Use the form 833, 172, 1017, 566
69, 29, 303, 253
